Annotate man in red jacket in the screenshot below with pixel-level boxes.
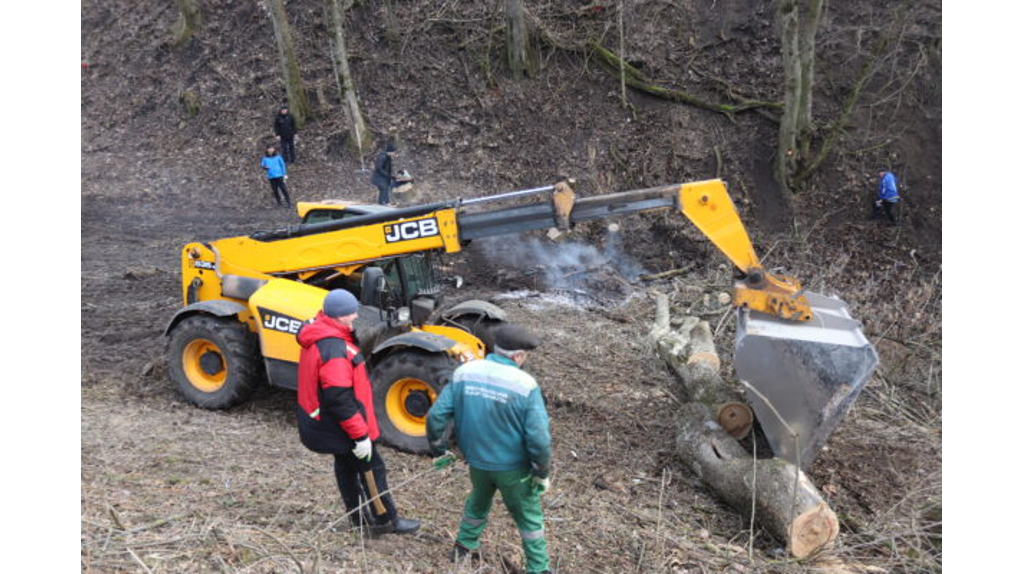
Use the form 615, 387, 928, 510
296, 289, 420, 535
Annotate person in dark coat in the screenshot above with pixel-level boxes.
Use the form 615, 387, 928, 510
296, 289, 420, 535
260, 145, 291, 208
371, 142, 398, 205
274, 105, 298, 164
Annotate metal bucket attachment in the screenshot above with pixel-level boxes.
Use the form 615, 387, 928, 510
734, 291, 879, 469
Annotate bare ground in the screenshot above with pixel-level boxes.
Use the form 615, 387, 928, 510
81, 0, 941, 572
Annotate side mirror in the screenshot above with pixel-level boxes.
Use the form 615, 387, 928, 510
360, 267, 386, 305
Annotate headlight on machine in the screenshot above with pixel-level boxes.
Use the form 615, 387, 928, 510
396, 307, 411, 322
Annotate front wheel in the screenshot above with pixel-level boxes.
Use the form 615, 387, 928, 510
371, 350, 456, 454
167, 315, 264, 409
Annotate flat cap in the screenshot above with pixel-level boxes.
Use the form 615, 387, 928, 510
493, 324, 541, 352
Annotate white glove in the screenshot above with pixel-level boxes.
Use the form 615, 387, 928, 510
531, 475, 551, 495
284, 175, 288, 180
352, 438, 372, 461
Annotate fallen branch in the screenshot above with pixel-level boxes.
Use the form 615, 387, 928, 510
587, 40, 780, 120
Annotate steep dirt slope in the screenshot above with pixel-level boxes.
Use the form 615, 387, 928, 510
81, 0, 941, 572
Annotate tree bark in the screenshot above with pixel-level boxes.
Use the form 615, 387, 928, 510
267, 0, 313, 127
649, 293, 752, 438
795, 0, 824, 161
326, 0, 375, 157
675, 402, 839, 559
650, 292, 839, 558
506, 0, 530, 80
171, 0, 202, 47
776, 0, 801, 195
382, 0, 399, 45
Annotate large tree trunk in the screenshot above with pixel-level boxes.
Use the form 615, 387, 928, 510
795, 0, 824, 161
776, 0, 801, 195
675, 402, 839, 559
267, 0, 313, 127
171, 0, 202, 46
326, 0, 374, 156
506, 0, 530, 80
650, 292, 839, 558
382, 0, 399, 45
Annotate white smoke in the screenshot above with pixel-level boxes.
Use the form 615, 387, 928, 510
475, 228, 648, 300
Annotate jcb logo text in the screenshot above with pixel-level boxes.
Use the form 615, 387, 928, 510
384, 218, 439, 243
258, 307, 307, 335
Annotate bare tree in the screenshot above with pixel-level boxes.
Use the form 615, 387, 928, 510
326, 0, 374, 156
506, 0, 531, 80
266, 0, 313, 127
171, 0, 202, 47
775, 0, 823, 195
382, 0, 399, 45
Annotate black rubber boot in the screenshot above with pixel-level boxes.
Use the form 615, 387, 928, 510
390, 516, 421, 534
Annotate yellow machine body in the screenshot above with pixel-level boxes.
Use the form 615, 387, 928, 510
168, 178, 874, 460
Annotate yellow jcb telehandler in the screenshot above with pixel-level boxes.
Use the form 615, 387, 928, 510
165, 179, 877, 465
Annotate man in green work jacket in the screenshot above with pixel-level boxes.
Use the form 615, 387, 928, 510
426, 324, 553, 574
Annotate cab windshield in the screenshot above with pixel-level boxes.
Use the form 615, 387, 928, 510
382, 253, 439, 304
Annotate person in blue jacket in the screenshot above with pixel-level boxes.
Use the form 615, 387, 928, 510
426, 324, 553, 574
873, 170, 900, 225
260, 145, 291, 208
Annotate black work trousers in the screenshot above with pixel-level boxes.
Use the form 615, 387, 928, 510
872, 199, 900, 225
333, 443, 398, 526
280, 137, 296, 163
268, 177, 291, 207
376, 182, 392, 205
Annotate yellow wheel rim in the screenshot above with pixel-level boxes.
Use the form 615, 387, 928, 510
385, 378, 437, 436
182, 338, 228, 393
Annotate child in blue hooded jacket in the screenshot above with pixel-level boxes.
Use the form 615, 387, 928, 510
260, 145, 291, 208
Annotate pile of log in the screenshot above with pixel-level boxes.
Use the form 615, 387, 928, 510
649, 291, 839, 559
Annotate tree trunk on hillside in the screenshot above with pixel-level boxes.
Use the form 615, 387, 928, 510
775, 0, 802, 196
649, 292, 839, 558
267, 0, 313, 127
326, 0, 375, 157
382, 0, 399, 45
171, 0, 202, 46
776, 0, 825, 195
795, 0, 824, 161
506, 0, 531, 80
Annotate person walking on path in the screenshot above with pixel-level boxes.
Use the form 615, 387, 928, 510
371, 142, 398, 205
873, 170, 901, 226
260, 145, 291, 208
295, 289, 421, 536
426, 324, 553, 574
274, 105, 298, 164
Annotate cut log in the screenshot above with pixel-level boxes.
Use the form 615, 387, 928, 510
650, 290, 839, 558
649, 292, 752, 438
676, 403, 838, 559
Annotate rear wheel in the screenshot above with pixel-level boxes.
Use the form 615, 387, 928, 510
167, 315, 264, 409
371, 350, 456, 454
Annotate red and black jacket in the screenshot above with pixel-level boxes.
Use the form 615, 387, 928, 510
296, 312, 379, 454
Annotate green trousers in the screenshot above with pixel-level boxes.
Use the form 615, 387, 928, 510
456, 467, 549, 574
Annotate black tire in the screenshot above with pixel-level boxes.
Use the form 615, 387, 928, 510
167, 315, 264, 409
371, 349, 457, 454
